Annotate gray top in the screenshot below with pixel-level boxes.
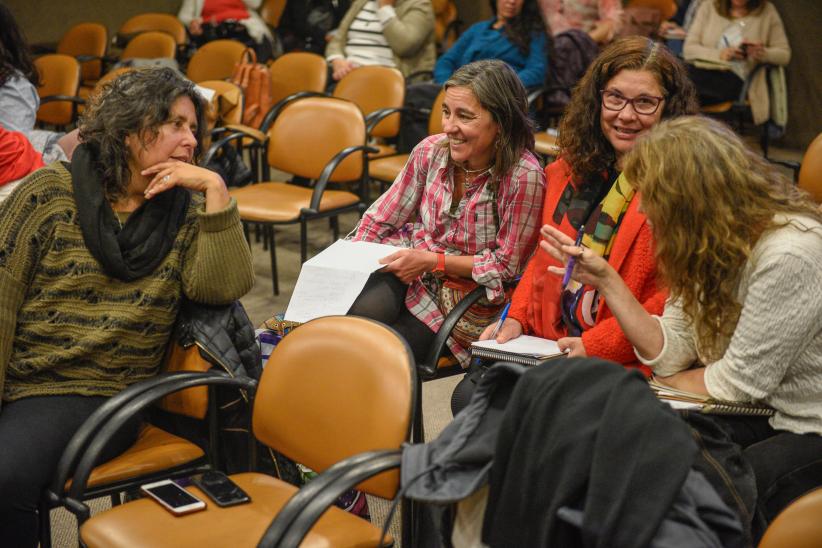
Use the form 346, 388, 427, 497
638, 214, 822, 435
0, 72, 39, 133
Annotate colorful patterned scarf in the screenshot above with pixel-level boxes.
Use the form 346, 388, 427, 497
559, 172, 636, 335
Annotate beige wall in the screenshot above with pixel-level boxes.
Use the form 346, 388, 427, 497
9, 0, 820, 149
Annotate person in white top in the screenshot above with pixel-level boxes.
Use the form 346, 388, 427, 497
541, 115, 822, 542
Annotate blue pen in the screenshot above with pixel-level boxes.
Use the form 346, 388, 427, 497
490, 301, 512, 340
562, 227, 585, 287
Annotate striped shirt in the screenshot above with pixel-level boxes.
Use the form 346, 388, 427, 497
343, 0, 396, 67
351, 134, 546, 364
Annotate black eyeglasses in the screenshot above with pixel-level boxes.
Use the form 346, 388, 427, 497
600, 89, 665, 115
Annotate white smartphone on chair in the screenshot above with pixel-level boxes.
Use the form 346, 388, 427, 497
140, 479, 207, 515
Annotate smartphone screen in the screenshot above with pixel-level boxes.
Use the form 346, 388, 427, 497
142, 481, 206, 514
191, 471, 251, 507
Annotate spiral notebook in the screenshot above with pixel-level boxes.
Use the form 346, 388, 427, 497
470, 336, 567, 367
649, 377, 775, 416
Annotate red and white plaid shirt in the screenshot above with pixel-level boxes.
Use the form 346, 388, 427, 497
351, 134, 546, 364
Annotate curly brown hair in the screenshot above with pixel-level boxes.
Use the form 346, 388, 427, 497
558, 36, 698, 187
624, 116, 822, 360
79, 67, 207, 202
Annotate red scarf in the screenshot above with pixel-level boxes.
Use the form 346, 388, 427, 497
0, 126, 44, 186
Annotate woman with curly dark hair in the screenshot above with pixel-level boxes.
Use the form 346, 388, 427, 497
0, 67, 253, 547
0, 3, 40, 133
542, 115, 822, 541
433, 0, 548, 89
476, 37, 698, 369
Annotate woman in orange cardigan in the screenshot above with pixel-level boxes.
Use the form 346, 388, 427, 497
483, 38, 698, 371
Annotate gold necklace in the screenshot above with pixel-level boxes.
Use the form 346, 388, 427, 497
459, 163, 491, 187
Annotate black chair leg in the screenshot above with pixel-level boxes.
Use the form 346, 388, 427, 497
268, 225, 279, 295
412, 375, 424, 444
331, 216, 339, 241
38, 501, 53, 548
300, 220, 308, 263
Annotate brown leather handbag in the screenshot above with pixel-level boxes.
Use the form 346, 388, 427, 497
230, 48, 272, 128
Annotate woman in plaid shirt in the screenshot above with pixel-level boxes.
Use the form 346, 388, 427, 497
349, 59, 545, 366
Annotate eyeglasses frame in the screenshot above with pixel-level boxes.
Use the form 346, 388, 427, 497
599, 89, 665, 115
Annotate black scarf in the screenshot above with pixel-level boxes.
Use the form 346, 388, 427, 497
70, 143, 191, 281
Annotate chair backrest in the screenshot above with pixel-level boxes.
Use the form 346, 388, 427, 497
260, 0, 287, 28
428, 87, 446, 135
267, 96, 366, 181
157, 343, 212, 420
198, 79, 245, 129
57, 22, 107, 85
758, 487, 822, 548
624, 0, 678, 22
89, 67, 133, 98
186, 39, 247, 83
119, 12, 187, 46
333, 66, 405, 138
268, 51, 328, 106
34, 54, 81, 127
120, 31, 177, 61
252, 316, 415, 499
798, 132, 822, 204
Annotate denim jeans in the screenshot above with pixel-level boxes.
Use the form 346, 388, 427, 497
680, 412, 822, 544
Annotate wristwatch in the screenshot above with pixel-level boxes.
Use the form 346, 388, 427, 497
432, 253, 446, 275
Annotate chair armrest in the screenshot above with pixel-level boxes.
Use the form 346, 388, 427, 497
39, 94, 85, 106
202, 129, 263, 166
63, 372, 257, 514
257, 450, 402, 548
526, 86, 545, 108
736, 63, 772, 106
405, 70, 434, 84
364, 106, 427, 135
303, 144, 379, 213
418, 284, 486, 380
259, 91, 327, 133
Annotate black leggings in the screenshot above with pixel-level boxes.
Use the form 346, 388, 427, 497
686, 64, 745, 106
0, 395, 142, 548
348, 271, 435, 363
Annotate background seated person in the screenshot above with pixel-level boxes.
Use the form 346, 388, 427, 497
278, 0, 351, 55
539, 0, 623, 45
325, 0, 436, 82
683, 0, 790, 124
434, 0, 548, 90
0, 67, 254, 547
543, 115, 822, 542
477, 37, 698, 370
0, 5, 77, 163
348, 59, 545, 366
0, 124, 43, 202
178, 0, 277, 61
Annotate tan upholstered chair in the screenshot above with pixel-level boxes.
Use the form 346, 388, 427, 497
209, 96, 374, 294
33, 54, 83, 130
39, 343, 222, 548
118, 13, 187, 47
120, 30, 177, 61
57, 22, 108, 87
334, 66, 405, 158
369, 87, 446, 191
267, 51, 328, 107
758, 488, 822, 548
798, 132, 822, 204
625, 0, 678, 20
534, 130, 560, 162
79, 316, 416, 548
186, 39, 247, 83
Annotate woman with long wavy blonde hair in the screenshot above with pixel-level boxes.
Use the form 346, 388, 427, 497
542, 115, 822, 540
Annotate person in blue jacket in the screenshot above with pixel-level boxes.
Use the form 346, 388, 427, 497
434, 0, 549, 89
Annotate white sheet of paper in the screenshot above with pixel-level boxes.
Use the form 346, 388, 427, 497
471, 335, 565, 358
284, 240, 401, 323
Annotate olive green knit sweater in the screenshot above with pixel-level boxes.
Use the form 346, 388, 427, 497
0, 163, 254, 404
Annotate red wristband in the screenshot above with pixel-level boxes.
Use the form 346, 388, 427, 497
432, 252, 446, 274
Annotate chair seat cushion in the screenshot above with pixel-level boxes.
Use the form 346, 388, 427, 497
69, 424, 205, 490
230, 182, 360, 223
369, 154, 409, 183
80, 472, 388, 548
368, 143, 398, 159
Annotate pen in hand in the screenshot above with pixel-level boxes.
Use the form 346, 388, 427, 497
490, 301, 512, 340
561, 227, 586, 287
